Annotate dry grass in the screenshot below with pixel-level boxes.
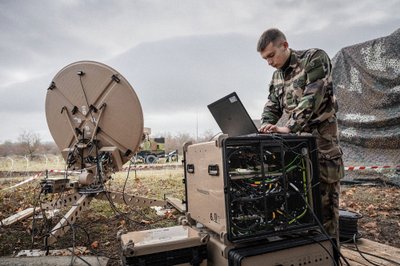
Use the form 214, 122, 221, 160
0, 160, 185, 259
2, 157, 399, 261
108, 168, 185, 199
0, 155, 65, 172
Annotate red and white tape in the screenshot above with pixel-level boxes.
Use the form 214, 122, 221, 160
345, 165, 400, 171
1, 172, 43, 191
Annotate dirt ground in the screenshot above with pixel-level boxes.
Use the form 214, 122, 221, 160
340, 183, 400, 248
0, 170, 399, 265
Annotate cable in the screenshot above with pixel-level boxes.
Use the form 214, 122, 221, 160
30, 182, 45, 249
288, 159, 308, 225
227, 140, 342, 265
71, 221, 120, 262
122, 159, 134, 204
104, 157, 169, 225
208, 131, 223, 141
37, 158, 76, 249
43, 217, 121, 262
292, 233, 339, 266
42, 217, 93, 264
104, 188, 169, 226
101, 190, 155, 227
289, 182, 351, 266
78, 74, 95, 122
68, 249, 91, 266
79, 73, 108, 190
226, 139, 321, 238
54, 222, 92, 266
340, 234, 400, 266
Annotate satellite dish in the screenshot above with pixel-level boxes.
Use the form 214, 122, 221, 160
2, 61, 166, 246
45, 61, 143, 172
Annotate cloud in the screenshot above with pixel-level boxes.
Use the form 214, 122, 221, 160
106, 33, 269, 138
0, 111, 52, 142
0, 75, 50, 113
0, 0, 399, 143
108, 33, 268, 113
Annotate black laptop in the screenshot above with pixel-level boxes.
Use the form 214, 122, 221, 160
208, 92, 259, 137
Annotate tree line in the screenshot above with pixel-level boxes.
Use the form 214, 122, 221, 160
0, 131, 58, 159
0, 130, 218, 159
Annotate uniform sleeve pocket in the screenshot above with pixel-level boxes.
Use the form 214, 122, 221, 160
305, 58, 325, 83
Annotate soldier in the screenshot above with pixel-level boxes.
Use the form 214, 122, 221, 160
257, 28, 344, 245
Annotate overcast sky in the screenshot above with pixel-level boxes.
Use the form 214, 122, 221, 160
0, 0, 399, 143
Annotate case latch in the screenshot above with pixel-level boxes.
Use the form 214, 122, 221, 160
208, 164, 219, 176
187, 164, 195, 174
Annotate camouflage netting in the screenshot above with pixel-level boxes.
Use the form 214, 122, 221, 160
332, 28, 400, 149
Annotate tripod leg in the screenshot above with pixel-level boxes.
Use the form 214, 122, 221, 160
47, 194, 92, 245
1, 208, 37, 227
1, 192, 82, 227
43, 192, 82, 210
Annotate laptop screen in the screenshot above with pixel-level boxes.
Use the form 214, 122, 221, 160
207, 92, 259, 137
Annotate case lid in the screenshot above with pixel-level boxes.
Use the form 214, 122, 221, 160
121, 225, 208, 257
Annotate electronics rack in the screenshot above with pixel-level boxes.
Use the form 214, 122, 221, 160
120, 134, 336, 266
184, 134, 322, 243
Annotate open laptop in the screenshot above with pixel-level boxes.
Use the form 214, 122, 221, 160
208, 92, 259, 137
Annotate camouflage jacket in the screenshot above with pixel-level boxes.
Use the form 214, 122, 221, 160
261, 48, 338, 133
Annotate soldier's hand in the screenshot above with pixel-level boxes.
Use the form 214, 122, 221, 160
259, 124, 290, 134
259, 124, 276, 133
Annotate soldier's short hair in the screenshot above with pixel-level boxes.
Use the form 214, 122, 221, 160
257, 28, 287, 52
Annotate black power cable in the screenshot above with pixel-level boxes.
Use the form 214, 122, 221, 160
341, 234, 400, 266
289, 182, 350, 266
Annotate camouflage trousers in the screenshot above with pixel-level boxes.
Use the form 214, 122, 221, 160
320, 181, 340, 243
313, 118, 344, 246
313, 117, 344, 183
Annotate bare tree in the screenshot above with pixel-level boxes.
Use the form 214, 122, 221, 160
0, 141, 19, 156
18, 130, 41, 159
197, 129, 217, 142
37, 141, 60, 155
164, 132, 194, 154
162, 130, 217, 155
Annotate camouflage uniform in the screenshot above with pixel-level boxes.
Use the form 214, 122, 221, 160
261, 49, 344, 241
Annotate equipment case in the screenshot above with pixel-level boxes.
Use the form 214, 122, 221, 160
183, 134, 322, 243
207, 232, 338, 266
120, 225, 208, 266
